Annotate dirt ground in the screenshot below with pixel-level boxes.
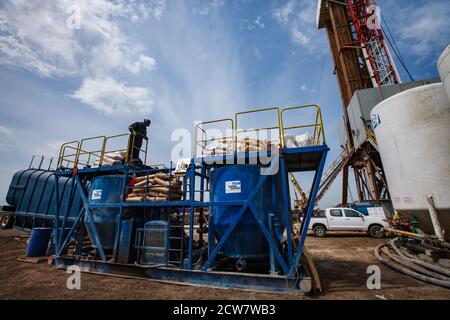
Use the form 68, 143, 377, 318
0, 229, 448, 300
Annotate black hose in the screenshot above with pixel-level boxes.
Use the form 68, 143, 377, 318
389, 239, 450, 278
374, 243, 450, 289
381, 246, 450, 281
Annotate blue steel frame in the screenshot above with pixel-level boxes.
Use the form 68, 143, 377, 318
51, 144, 328, 292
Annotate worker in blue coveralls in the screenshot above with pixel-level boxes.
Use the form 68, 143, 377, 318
127, 119, 151, 165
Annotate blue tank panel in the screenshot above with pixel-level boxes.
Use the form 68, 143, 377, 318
5, 169, 84, 228
85, 175, 126, 252
210, 165, 283, 259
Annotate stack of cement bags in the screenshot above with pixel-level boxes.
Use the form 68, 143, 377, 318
237, 137, 272, 152
284, 133, 314, 148
92, 151, 127, 167
202, 138, 273, 156
126, 173, 183, 202
203, 138, 234, 156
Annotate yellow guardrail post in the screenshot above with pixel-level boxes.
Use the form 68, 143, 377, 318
194, 118, 234, 156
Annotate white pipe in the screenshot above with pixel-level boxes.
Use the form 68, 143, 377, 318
425, 194, 445, 241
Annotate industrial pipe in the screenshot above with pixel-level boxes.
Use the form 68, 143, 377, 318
425, 194, 445, 241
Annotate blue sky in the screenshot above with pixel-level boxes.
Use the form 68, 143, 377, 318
0, 0, 449, 208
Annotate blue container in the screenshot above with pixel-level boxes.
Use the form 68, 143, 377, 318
6, 169, 83, 229
25, 227, 52, 257
85, 175, 125, 252
210, 165, 283, 259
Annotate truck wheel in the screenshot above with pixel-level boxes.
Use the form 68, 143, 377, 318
313, 225, 326, 238
369, 225, 384, 238
0, 214, 13, 229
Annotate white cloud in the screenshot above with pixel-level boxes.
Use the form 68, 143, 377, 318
0, 0, 162, 78
0, 125, 12, 151
70, 77, 154, 115
253, 48, 262, 60
300, 84, 307, 91
291, 27, 309, 45
273, 0, 295, 26
254, 16, 265, 29
396, 1, 450, 59
272, 0, 319, 49
192, 0, 225, 16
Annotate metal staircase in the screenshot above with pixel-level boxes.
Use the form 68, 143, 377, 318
315, 148, 354, 204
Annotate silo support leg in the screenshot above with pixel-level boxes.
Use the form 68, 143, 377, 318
292, 150, 328, 275
248, 203, 288, 274
73, 175, 107, 261
57, 207, 84, 256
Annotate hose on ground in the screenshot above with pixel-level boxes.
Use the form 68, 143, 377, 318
381, 246, 450, 281
374, 243, 450, 289
389, 239, 450, 278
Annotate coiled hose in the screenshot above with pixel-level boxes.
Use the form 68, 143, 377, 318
374, 242, 450, 289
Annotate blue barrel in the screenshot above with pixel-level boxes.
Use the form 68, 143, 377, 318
210, 165, 283, 259
85, 175, 126, 252
25, 227, 52, 257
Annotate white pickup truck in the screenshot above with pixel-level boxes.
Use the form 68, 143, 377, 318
307, 207, 390, 238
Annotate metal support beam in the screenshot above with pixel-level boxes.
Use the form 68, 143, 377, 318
73, 174, 107, 261
292, 149, 328, 274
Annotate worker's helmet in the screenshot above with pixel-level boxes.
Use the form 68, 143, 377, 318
144, 119, 151, 126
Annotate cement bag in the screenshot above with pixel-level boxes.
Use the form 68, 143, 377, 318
104, 152, 124, 161
284, 135, 297, 148
295, 133, 313, 147
126, 196, 144, 202
102, 156, 121, 166
204, 141, 219, 156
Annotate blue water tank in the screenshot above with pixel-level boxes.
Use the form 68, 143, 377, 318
210, 165, 283, 259
5, 169, 83, 229
85, 175, 125, 252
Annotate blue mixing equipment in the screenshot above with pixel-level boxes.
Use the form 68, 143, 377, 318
85, 175, 126, 252
209, 165, 284, 260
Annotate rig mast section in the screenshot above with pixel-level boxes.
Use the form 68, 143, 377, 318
316, 0, 398, 205
345, 0, 400, 87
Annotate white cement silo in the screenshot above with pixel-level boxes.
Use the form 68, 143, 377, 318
438, 45, 450, 102
370, 83, 450, 239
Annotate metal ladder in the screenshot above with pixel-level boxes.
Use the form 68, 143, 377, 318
167, 214, 185, 267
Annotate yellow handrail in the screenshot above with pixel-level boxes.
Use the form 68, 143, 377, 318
235, 107, 281, 149
279, 104, 326, 146
194, 118, 234, 157
57, 131, 149, 169
193, 104, 326, 156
